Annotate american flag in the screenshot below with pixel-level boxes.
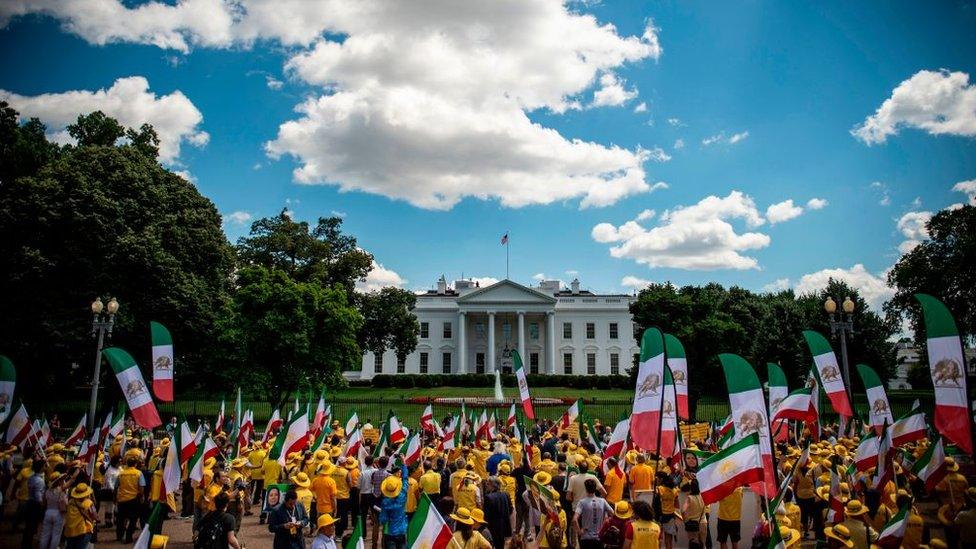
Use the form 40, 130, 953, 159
501, 233, 508, 245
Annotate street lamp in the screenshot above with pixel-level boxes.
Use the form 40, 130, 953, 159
88, 297, 119, 431
825, 295, 855, 407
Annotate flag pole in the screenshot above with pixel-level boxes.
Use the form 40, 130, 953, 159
506, 229, 510, 280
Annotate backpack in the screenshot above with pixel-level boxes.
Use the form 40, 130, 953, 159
599, 523, 623, 548
194, 512, 226, 549
545, 522, 565, 549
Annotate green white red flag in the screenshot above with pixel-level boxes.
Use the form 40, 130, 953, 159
890, 404, 926, 447
271, 405, 309, 466
659, 365, 678, 458
420, 404, 434, 431
133, 503, 165, 549
103, 347, 161, 429
878, 503, 911, 546
388, 411, 407, 445
161, 425, 181, 504
5, 403, 30, 446
149, 321, 174, 402
856, 363, 893, 433
0, 355, 16, 424
853, 431, 879, 472
406, 493, 453, 549
719, 353, 777, 497
771, 387, 814, 424
631, 327, 666, 451
345, 517, 365, 549
915, 293, 973, 454
343, 426, 364, 458
664, 334, 689, 420
313, 392, 327, 433
912, 436, 949, 491
560, 399, 581, 429
803, 331, 853, 418
344, 411, 359, 436
215, 399, 225, 435
188, 436, 219, 482
697, 433, 764, 505
441, 416, 457, 451
180, 421, 198, 464
263, 408, 282, 443
506, 403, 516, 429
64, 414, 87, 448
767, 363, 789, 442
512, 349, 535, 420
399, 432, 422, 466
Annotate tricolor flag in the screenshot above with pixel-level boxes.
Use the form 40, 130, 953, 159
853, 431, 879, 472
346, 517, 365, 549
877, 504, 911, 546
915, 293, 973, 454
560, 399, 580, 429
770, 387, 814, 424
805, 368, 821, 441
5, 403, 30, 446
856, 363, 893, 434
188, 436, 219, 482
97, 411, 113, 448
603, 417, 629, 462
664, 334, 690, 420
345, 410, 360, 435
406, 493, 453, 549
262, 409, 282, 443
161, 426, 181, 507
64, 414, 87, 448
0, 355, 16, 424
38, 418, 51, 448
215, 399, 225, 435
874, 421, 894, 490
442, 417, 457, 452
180, 421, 198, 464
890, 405, 926, 447
631, 328, 666, 450
271, 405, 310, 466
803, 331, 853, 418
344, 427, 364, 458
825, 470, 845, 524
912, 436, 949, 492
718, 414, 734, 437
399, 432, 423, 466
518, 420, 535, 464
388, 411, 407, 445
658, 365, 678, 458
106, 405, 125, 441
719, 353, 777, 497
102, 347, 162, 429
420, 404, 434, 432
506, 403, 517, 430
697, 433, 764, 506
149, 321, 174, 402
133, 503, 165, 549
512, 350, 535, 420
767, 363, 789, 442
313, 392, 327, 433
584, 415, 604, 451
308, 427, 329, 455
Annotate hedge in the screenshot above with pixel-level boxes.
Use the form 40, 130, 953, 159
369, 373, 632, 390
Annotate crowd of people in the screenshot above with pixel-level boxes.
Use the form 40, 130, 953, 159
1, 412, 974, 548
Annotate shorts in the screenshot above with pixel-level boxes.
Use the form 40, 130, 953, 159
660, 514, 677, 536
717, 519, 741, 543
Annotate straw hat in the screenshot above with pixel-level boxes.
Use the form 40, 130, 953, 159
381, 476, 403, 498
230, 457, 248, 470
317, 462, 336, 476
314, 449, 328, 461
533, 471, 552, 486
422, 447, 437, 459
614, 501, 633, 519
160, 437, 171, 448
344, 456, 359, 469
450, 507, 475, 525
946, 457, 960, 472
316, 513, 338, 530
204, 457, 217, 469
470, 508, 487, 524
824, 524, 855, 548
938, 504, 958, 526
498, 463, 512, 475
70, 483, 94, 499
330, 446, 342, 458
150, 534, 169, 549
291, 472, 311, 488
844, 500, 868, 517
49, 443, 65, 453
779, 525, 801, 547
478, 440, 490, 450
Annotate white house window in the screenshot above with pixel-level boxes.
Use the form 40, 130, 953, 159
419, 352, 429, 374
420, 322, 429, 339
442, 352, 452, 374
443, 322, 452, 339
563, 322, 572, 339
610, 353, 619, 375
475, 323, 486, 339
530, 352, 539, 374
563, 353, 573, 374
373, 353, 382, 373
529, 323, 539, 340
587, 353, 596, 375
502, 323, 511, 341
476, 352, 486, 374
396, 356, 405, 374
609, 322, 618, 340
585, 322, 595, 339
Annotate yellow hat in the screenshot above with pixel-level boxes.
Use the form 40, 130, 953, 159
824, 524, 854, 548
204, 457, 217, 469
421, 447, 437, 458
946, 457, 960, 472
344, 456, 359, 469
479, 440, 490, 450
314, 449, 328, 461
160, 437, 171, 448
330, 446, 342, 458
291, 472, 311, 488
938, 504, 957, 526
150, 534, 169, 549
317, 513, 338, 530
779, 525, 801, 547
498, 463, 512, 475
450, 507, 475, 525
614, 501, 633, 519
533, 471, 552, 486
470, 508, 487, 524
231, 457, 248, 469
317, 462, 336, 476
70, 483, 94, 499
844, 500, 868, 517
49, 443, 65, 453
381, 476, 403, 498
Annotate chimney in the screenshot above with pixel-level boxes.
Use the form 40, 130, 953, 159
571, 278, 580, 294
436, 275, 447, 295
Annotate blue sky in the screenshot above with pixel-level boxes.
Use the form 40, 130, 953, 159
1, 1, 974, 311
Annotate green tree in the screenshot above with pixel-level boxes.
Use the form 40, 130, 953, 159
0, 110, 236, 399
356, 288, 421, 363
886, 205, 976, 344
0, 101, 61, 186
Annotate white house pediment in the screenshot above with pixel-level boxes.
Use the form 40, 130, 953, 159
457, 279, 557, 305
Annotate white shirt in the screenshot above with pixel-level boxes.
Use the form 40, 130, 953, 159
311, 534, 337, 549
359, 466, 376, 492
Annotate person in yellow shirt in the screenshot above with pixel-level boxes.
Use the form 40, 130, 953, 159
623, 499, 660, 549
717, 487, 743, 549
937, 458, 969, 509
292, 472, 315, 528
628, 454, 653, 494
64, 483, 97, 549
497, 463, 516, 508
534, 472, 567, 549
311, 463, 338, 524
115, 457, 145, 543
450, 459, 470, 500
419, 462, 442, 499
471, 441, 491, 480
405, 475, 420, 517
329, 456, 353, 538
537, 453, 557, 477
603, 457, 626, 504
455, 473, 482, 512
449, 507, 492, 549
656, 475, 680, 549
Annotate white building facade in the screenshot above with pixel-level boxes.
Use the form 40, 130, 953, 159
353, 278, 639, 379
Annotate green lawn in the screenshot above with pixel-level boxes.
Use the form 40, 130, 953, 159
333, 386, 633, 399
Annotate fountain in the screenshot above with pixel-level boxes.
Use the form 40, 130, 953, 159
494, 369, 504, 401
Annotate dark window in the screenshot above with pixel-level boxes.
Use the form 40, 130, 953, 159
609, 322, 618, 340
586, 322, 595, 339
587, 353, 596, 375
530, 352, 540, 374
476, 352, 486, 374
563, 353, 573, 375
442, 352, 452, 374
563, 322, 572, 339
419, 352, 429, 374
420, 322, 429, 339
530, 323, 539, 340
396, 355, 405, 374
373, 353, 382, 373
610, 353, 619, 375
443, 322, 452, 339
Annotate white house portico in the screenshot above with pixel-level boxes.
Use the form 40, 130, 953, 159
351, 277, 638, 379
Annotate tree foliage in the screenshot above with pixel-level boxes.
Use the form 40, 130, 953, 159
356, 288, 420, 361
886, 205, 976, 344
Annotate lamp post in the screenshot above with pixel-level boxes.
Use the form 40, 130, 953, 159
825, 296, 855, 408
88, 297, 119, 431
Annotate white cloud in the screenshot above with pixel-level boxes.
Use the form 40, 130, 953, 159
852, 69, 976, 144
591, 73, 638, 107
896, 210, 932, 254
564, 269, 578, 276
266, 76, 284, 90
673, 138, 684, 149
702, 130, 748, 146
765, 199, 804, 224
794, 264, 894, 313
591, 191, 772, 270
633, 102, 647, 113
532, 273, 547, 282
467, 276, 500, 288
954, 179, 976, 205
621, 275, 652, 289
666, 118, 683, 127
645, 146, 671, 163
356, 259, 406, 292
172, 169, 196, 183
330, 210, 346, 217
870, 181, 891, 206
223, 210, 253, 226
762, 278, 791, 293
806, 197, 828, 210
635, 209, 655, 221
0, 76, 207, 164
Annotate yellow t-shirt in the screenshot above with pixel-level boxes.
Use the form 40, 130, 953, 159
604, 468, 625, 504
296, 487, 314, 513
263, 459, 282, 485
64, 498, 95, 537
330, 467, 351, 500
628, 463, 653, 492
657, 486, 679, 515
451, 530, 491, 549
406, 478, 420, 513
628, 519, 661, 549
499, 475, 516, 507
117, 466, 143, 503
718, 488, 743, 521
311, 475, 337, 514
455, 483, 479, 511
15, 468, 31, 501
471, 450, 490, 479
420, 471, 441, 495
539, 509, 568, 548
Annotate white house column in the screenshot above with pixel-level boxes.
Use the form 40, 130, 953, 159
517, 311, 526, 366
458, 311, 467, 374
487, 311, 496, 372
547, 311, 556, 374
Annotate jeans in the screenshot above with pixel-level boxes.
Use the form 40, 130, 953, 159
384, 533, 406, 549
21, 500, 43, 549
38, 509, 65, 549
65, 533, 91, 549
116, 499, 141, 542
336, 498, 349, 538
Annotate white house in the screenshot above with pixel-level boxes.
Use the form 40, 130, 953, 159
351, 277, 639, 379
